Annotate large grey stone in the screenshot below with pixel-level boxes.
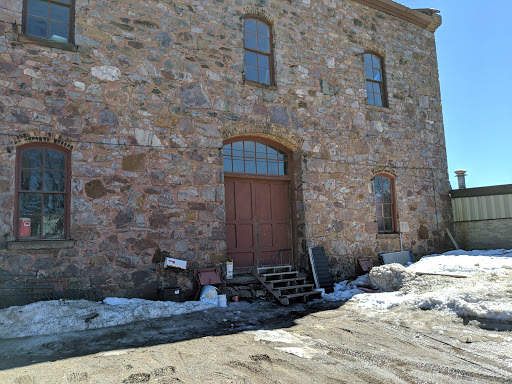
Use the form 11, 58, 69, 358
179, 82, 211, 109
98, 110, 119, 127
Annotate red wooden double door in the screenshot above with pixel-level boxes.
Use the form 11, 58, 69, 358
225, 177, 292, 270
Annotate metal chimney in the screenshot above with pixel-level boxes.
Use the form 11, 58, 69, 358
454, 169, 467, 189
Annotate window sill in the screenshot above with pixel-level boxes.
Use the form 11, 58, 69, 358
376, 233, 400, 240
366, 104, 392, 113
15, 33, 78, 52
7, 239, 75, 251
243, 79, 278, 90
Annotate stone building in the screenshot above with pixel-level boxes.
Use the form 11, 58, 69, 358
0, 0, 452, 299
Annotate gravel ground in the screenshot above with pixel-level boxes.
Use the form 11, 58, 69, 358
1, 298, 511, 383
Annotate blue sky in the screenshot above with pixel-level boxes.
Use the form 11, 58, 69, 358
396, 0, 512, 188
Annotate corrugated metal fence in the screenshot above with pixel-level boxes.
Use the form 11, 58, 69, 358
452, 194, 512, 222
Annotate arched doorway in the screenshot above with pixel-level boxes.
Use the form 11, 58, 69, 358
223, 137, 294, 272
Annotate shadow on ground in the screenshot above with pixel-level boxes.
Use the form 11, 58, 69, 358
0, 299, 346, 370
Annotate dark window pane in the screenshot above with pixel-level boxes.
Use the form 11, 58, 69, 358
44, 194, 65, 214
245, 19, 257, 34
49, 2, 69, 23
373, 82, 382, 94
245, 34, 257, 50
374, 177, 382, 191
45, 149, 66, 170
21, 170, 43, 191
233, 158, 244, 173
244, 141, 255, 156
27, 0, 48, 17
365, 66, 373, 80
256, 160, 267, 174
20, 193, 42, 214
375, 192, 383, 204
257, 21, 269, 38
373, 69, 381, 81
27, 16, 48, 38
22, 214, 42, 237
44, 170, 65, 192
258, 54, 269, 69
382, 177, 391, 191
245, 65, 258, 82
364, 54, 372, 66
245, 51, 257, 66
223, 156, 232, 172
384, 204, 392, 218
377, 217, 384, 232
49, 21, 68, 42
258, 68, 270, 85
383, 191, 392, 203
376, 204, 383, 217
245, 158, 256, 173
384, 218, 393, 232
43, 215, 64, 237
278, 153, 287, 161
22, 148, 43, 169
258, 36, 270, 53
372, 55, 381, 68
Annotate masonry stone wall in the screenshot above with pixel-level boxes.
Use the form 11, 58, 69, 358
0, 0, 452, 298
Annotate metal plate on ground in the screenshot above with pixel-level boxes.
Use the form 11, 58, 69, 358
380, 251, 414, 266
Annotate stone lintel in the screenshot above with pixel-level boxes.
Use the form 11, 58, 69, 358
7, 240, 75, 250
353, 0, 442, 32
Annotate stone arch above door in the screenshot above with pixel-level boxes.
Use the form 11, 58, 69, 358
220, 122, 303, 152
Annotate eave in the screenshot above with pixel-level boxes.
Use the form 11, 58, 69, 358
352, 0, 442, 32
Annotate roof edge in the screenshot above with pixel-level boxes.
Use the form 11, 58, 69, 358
352, 0, 442, 32
450, 184, 512, 198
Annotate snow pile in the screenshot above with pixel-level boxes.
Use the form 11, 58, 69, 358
0, 298, 217, 339
332, 250, 512, 322
324, 274, 369, 301
368, 263, 416, 292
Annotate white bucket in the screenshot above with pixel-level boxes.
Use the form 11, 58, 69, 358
218, 294, 227, 307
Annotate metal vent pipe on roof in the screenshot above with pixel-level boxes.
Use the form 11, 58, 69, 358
454, 169, 467, 189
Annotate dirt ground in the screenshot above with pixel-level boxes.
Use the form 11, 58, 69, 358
1, 298, 511, 384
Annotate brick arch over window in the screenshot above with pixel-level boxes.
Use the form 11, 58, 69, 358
219, 122, 303, 152
13, 131, 75, 150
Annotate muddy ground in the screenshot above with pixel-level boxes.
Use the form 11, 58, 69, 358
1, 298, 511, 383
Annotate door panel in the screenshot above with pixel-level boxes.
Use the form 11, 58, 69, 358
225, 176, 292, 269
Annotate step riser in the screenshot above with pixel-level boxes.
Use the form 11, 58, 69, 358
252, 266, 319, 306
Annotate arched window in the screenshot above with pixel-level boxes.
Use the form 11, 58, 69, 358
244, 17, 272, 85
15, 144, 71, 239
364, 53, 386, 107
374, 173, 396, 233
223, 140, 288, 176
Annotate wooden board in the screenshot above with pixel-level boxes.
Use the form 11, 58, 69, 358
308, 246, 333, 292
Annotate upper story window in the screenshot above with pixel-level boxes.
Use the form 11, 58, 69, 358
244, 18, 272, 85
374, 173, 396, 233
15, 144, 71, 240
364, 53, 386, 107
23, 0, 75, 43
223, 140, 288, 176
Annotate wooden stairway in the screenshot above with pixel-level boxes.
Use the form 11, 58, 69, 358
252, 265, 321, 306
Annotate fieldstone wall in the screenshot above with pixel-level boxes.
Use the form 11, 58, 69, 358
0, 0, 452, 298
